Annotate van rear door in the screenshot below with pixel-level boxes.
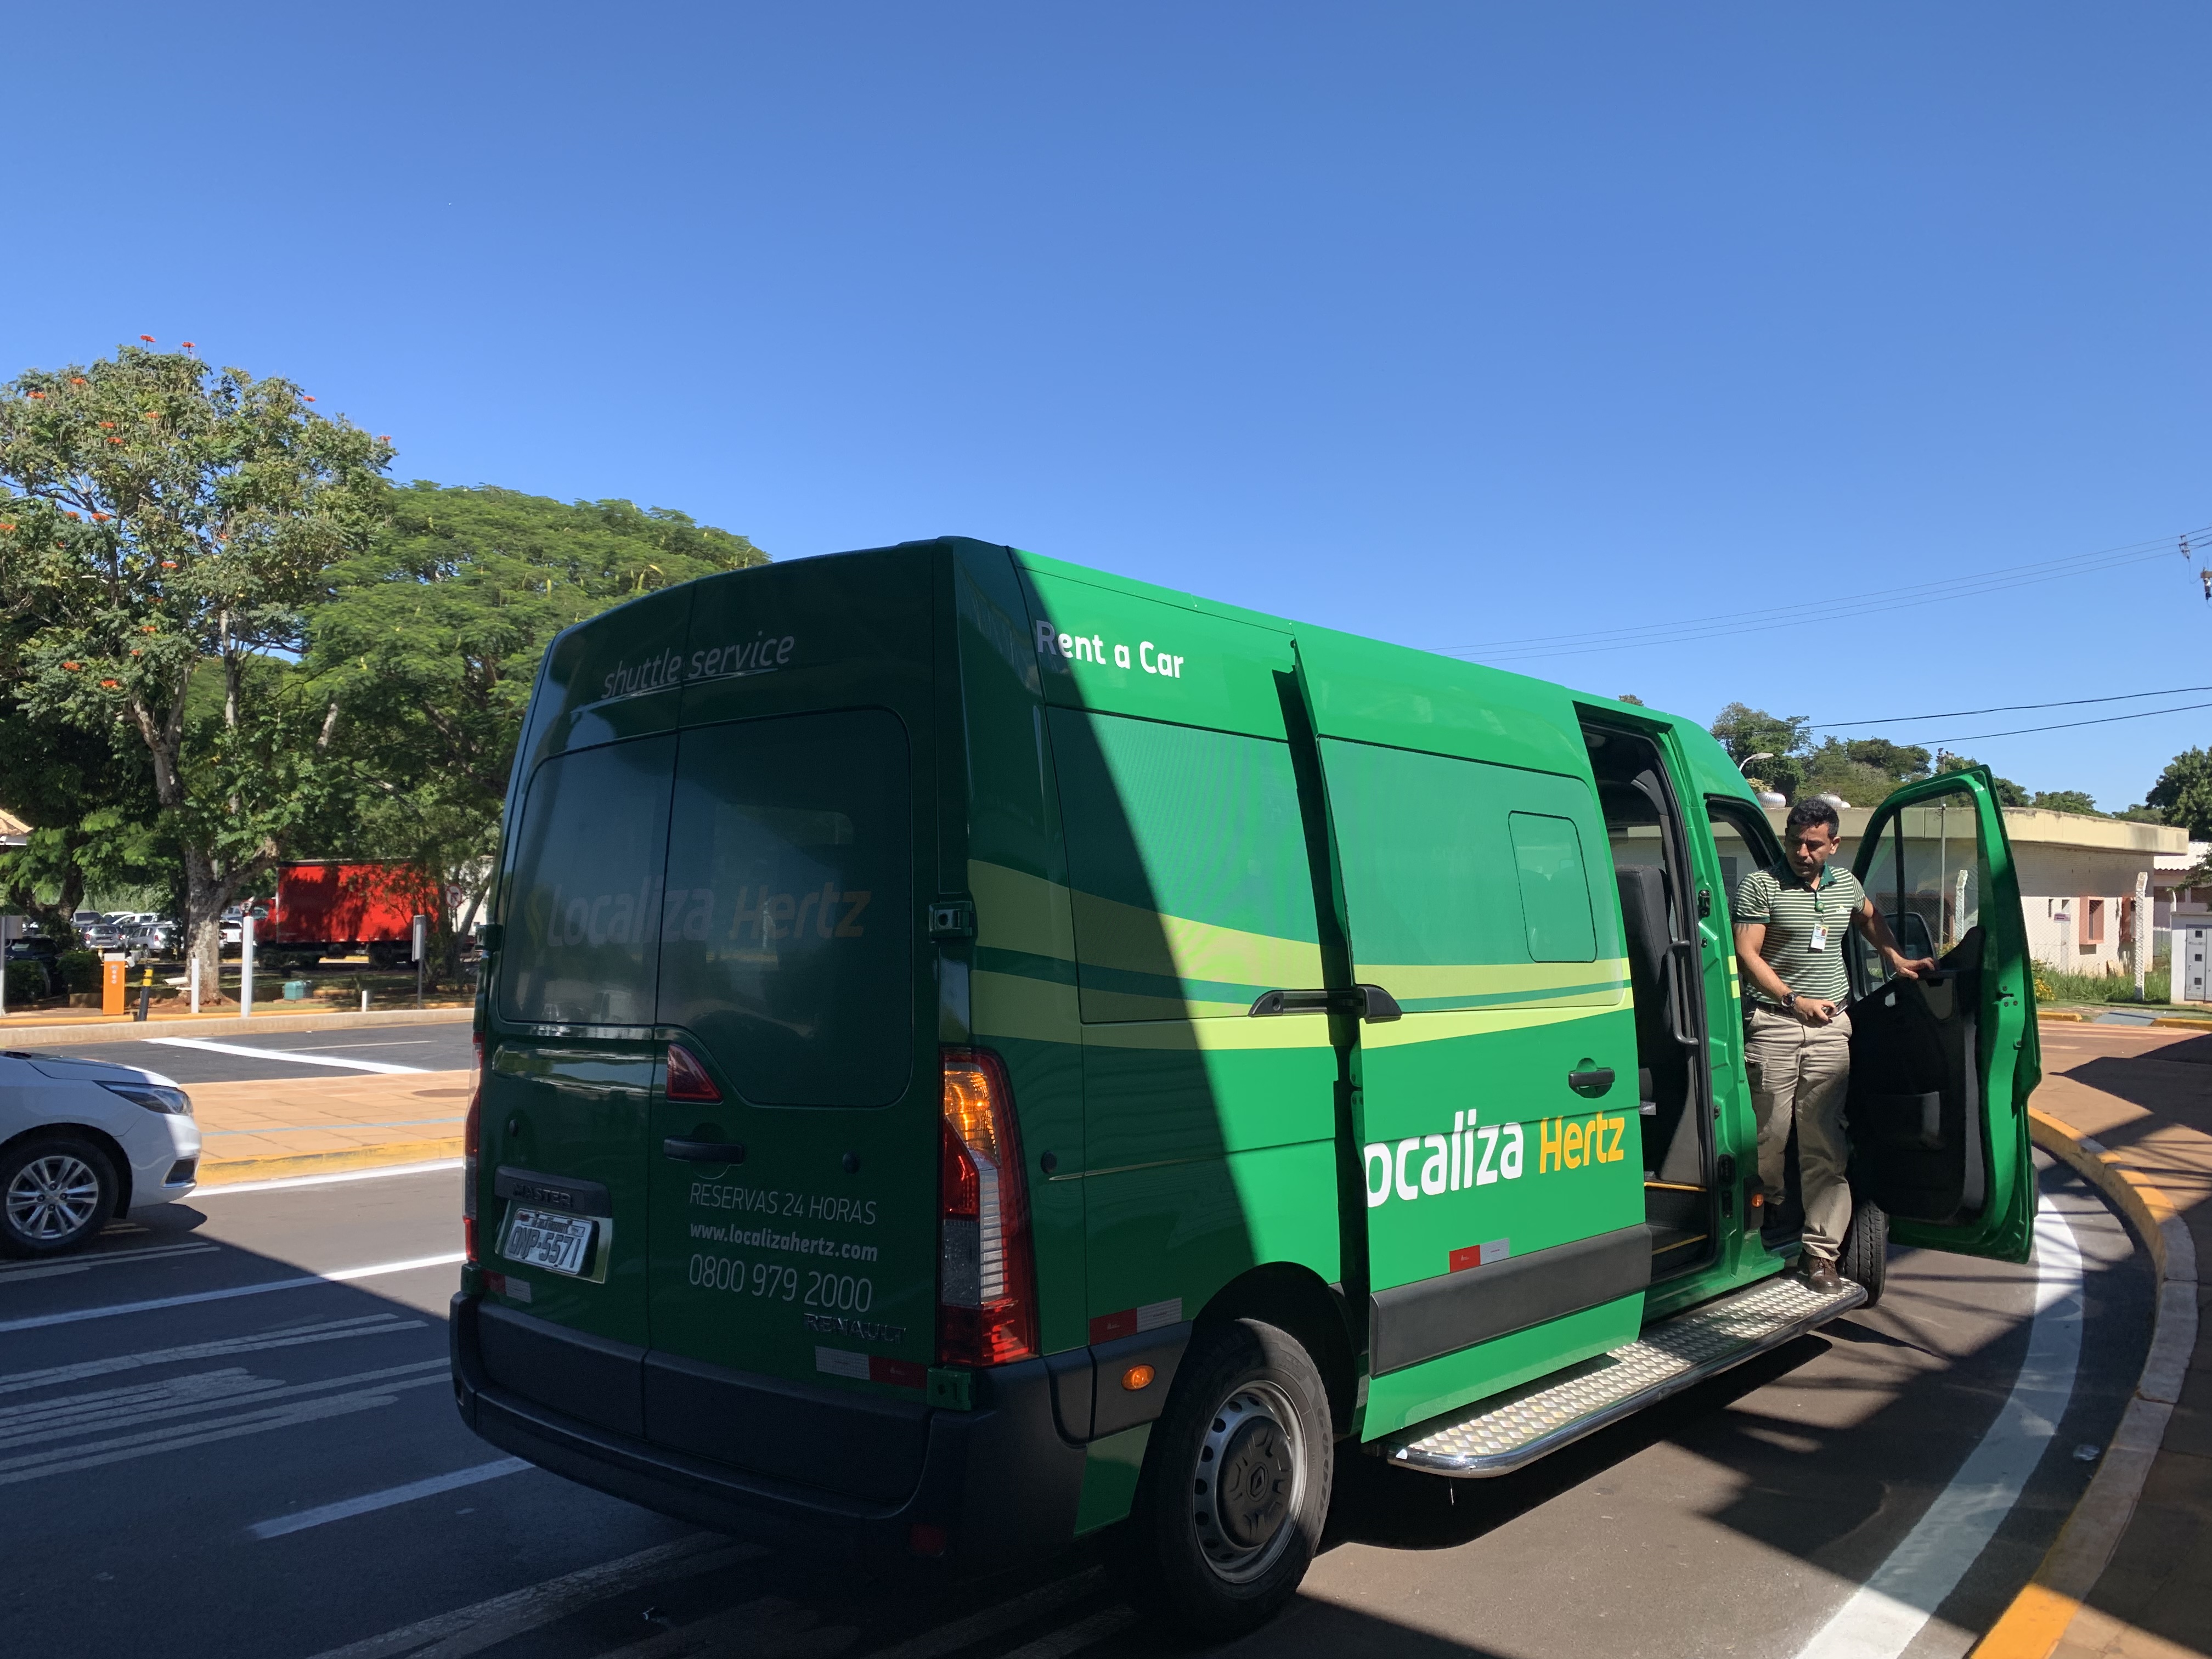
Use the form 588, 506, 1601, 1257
1844, 765, 2038, 1263
635, 554, 943, 1493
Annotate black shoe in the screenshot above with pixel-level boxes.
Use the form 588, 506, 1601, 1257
1799, 1259, 1843, 1295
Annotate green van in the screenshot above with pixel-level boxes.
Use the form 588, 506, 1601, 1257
449, 538, 2039, 1635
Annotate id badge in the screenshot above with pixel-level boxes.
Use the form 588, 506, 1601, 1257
1809, 922, 1829, 952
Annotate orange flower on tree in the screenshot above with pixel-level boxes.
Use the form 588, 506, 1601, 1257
108, 437, 125, 445
99, 679, 119, 689
182, 342, 194, 349
61, 661, 81, 671
160, 561, 177, 569
302, 395, 316, 403
70, 377, 87, 386
139, 335, 155, 343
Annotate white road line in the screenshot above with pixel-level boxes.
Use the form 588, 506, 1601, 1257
197, 1160, 461, 1195
1793, 1194, 2086, 1659
0, 1242, 218, 1280
145, 1036, 430, 1074
996, 1607, 1141, 1659
298, 1536, 757, 1659
0, 1363, 450, 1487
858, 1570, 1104, 1659
251, 1458, 531, 1539
0, 1252, 465, 1334
0, 1314, 421, 1396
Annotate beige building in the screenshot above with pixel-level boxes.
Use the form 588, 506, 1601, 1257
1762, 804, 2188, 977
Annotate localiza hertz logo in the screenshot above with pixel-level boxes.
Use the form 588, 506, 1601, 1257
1363, 1104, 1629, 1207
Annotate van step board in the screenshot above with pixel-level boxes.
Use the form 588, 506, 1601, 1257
1383, 1271, 1866, 1478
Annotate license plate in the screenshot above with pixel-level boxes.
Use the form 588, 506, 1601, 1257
502, 1207, 596, 1277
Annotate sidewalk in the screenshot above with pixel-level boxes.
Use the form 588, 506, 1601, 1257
190, 1068, 475, 1182
2015, 1024, 2212, 1658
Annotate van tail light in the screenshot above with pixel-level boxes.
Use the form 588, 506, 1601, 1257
462, 1034, 483, 1264
665, 1043, 721, 1103
938, 1047, 1036, 1367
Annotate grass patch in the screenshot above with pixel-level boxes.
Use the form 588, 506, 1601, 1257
2035, 964, 2171, 1005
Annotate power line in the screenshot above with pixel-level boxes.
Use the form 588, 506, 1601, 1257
1425, 523, 2212, 665
1914, 699, 2212, 747
1812, 685, 2212, 730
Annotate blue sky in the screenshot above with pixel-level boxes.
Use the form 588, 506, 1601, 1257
8, 4, 2208, 809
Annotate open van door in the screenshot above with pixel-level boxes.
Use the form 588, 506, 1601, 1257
1844, 766, 2039, 1264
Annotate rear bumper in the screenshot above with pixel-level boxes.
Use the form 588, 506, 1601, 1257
449, 1294, 1086, 1571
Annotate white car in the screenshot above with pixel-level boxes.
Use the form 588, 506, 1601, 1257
0, 1053, 200, 1256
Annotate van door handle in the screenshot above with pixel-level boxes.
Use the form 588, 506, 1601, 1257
1248, 984, 1402, 1023
1568, 1067, 1615, 1097
663, 1138, 747, 1164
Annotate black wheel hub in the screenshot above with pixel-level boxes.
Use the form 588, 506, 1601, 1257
1214, 1416, 1293, 1549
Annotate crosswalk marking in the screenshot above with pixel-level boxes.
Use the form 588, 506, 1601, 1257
0, 1252, 464, 1334
0, 1241, 219, 1281
0, 1360, 449, 1487
0, 1313, 421, 1396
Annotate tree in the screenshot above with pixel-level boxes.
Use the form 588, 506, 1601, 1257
2147, 748, 2212, 840
1937, 752, 2027, 806
0, 344, 391, 996
1841, 738, 1931, 783
301, 483, 768, 970
1710, 703, 1810, 798
2029, 789, 2100, 816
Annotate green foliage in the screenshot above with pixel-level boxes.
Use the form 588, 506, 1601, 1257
0, 343, 392, 984
301, 482, 768, 960
2117, 803, 2165, 824
2028, 789, 2100, 816
1937, 752, 2027, 806
1840, 738, 1931, 783
2, 960, 46, 1002
1710, 702, 1809, 797
2146, 747, 2212, 840
53, 949, 98, 994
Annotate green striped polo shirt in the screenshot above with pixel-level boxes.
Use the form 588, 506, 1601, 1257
1734, 860, 1865, 1006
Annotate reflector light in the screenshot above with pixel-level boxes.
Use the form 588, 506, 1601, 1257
462, 1034, 483, 1263
937, 1048, 1036, 1368
665, 1043, 721, 1103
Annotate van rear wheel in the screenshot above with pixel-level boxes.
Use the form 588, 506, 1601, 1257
1115, 1318, 1332, 1640
1839, 1194, 1888, 1306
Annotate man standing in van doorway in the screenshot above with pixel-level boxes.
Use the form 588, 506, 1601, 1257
1733, 798, 1936, 1294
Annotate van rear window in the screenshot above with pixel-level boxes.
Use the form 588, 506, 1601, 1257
657, 710, 912, 1107
500, 736, 678, 1026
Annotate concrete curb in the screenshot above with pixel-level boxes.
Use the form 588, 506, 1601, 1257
193, 1136, 465, 1186
0, 1005, 473, 1048
1967, 1108, 2198, 1658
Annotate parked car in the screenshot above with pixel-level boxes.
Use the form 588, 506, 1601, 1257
80, 922, 126, 952
4, 936, 61, 996
125, 919, 178, 956
0, 1053, 198, 1255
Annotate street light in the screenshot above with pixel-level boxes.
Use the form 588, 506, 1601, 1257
1737, 752, 1774, 774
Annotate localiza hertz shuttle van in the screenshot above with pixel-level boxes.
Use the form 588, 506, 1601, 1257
449, 538, 2039, 1637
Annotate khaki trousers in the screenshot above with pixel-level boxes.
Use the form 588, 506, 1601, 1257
1743, 1005, 1854, 1263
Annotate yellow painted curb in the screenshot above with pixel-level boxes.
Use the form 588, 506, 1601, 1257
2037, 1011, 2087, 1022
2149, 1015, 2212, 1030
194, 1136, 464, 1186
1967, 1110, 2197, 1658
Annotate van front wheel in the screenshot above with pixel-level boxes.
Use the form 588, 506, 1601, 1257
1116, 1318, 1333, 1640
1839, 1194, 1888, 1306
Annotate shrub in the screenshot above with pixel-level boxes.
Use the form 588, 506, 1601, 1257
3, 960, 48, 1003
54, 950, 100, 994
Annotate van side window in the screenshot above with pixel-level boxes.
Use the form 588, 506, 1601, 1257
1321, 740, 1613, 1007
658, 710, 912, 1107
1048, 709, 1322, 1021
499, 735, 678, 1028
1506, 812, 1598, 962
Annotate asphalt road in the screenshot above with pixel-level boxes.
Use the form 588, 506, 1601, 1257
0, 1157, 2148, 1659
19, 1020, 477, 1083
